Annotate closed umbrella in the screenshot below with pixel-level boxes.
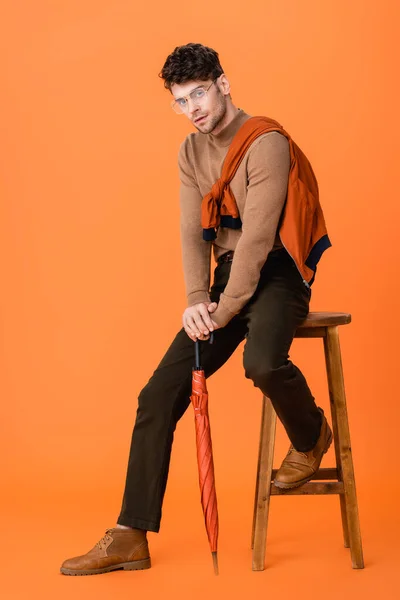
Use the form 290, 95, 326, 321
190, 332, 219, 575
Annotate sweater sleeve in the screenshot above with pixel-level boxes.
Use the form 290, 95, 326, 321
211, 131, 290, 327
178, 137, 212, 306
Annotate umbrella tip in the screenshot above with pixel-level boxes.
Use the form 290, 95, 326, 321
212, 551, 219, 575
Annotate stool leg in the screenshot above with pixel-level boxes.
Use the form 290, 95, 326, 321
324, 326, 364, 569
252, 395, 276, 571
251, 393, 267, 550
326, 362, 350, 549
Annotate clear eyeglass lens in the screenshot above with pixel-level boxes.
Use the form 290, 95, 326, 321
173, 88, 207, 113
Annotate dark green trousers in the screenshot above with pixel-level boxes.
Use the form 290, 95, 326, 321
117, 247, 322, 532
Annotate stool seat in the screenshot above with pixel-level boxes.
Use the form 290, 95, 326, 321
251, 310, 364, 571
299, 311, 351, 328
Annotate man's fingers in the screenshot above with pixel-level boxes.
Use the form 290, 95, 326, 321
183, 324, 197, 341
182, 303, 218, 341
182, 315, 195, 341
186, 315, 201, 338
198, 305, 214, 331
193, 313, 209, 337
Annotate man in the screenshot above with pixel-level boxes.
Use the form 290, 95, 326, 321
60, 42, 332, 576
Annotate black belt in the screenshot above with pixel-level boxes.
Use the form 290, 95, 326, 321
217, 247, 287, 266
217, 250, 235, 264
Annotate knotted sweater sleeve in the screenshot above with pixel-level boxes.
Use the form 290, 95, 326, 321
211, 131, 291, 327
178, 137, 212, 306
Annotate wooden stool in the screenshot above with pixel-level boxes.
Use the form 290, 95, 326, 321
251, 312, 364, 570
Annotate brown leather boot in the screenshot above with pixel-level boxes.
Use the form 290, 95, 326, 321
273, 408, 333, 490
60, 527, 151, 576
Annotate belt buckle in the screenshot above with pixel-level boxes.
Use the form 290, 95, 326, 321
220, 250, 234, 264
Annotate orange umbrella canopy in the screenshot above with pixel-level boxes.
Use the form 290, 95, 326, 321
190, 334, 219, 575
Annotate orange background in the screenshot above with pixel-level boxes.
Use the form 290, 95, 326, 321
1, 1, 399, 598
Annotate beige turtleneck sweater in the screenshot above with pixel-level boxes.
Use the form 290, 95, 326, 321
178, 108, 291, 328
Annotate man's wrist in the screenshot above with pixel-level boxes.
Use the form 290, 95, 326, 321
210, 303, 237, 328
187, 290, 211, 306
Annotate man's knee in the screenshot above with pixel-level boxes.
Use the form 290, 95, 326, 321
243, 355, 285, 394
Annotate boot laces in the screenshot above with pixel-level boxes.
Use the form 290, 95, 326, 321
288, 444, 309, 459
96, 529, 113, 549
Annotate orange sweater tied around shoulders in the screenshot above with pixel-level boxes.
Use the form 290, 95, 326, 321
200, 116, 332, 286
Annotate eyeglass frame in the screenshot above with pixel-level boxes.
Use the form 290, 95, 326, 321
171, 78, 219, 114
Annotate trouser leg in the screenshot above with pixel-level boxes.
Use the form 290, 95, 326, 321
238, 248, 323, 452
117, 270, 247, 532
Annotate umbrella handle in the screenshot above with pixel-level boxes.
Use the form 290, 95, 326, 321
194, 331, 214, 370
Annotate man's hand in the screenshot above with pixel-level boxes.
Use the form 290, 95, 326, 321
182, 301, 220, 341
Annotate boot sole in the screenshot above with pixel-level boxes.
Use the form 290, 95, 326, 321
273, 428, 333, 490
60, 557, 151, 576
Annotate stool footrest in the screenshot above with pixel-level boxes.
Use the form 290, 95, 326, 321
270, 481, 344, 495
271, 467, 339, 480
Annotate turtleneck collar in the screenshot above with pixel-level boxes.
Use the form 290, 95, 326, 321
206, 108, 252, 147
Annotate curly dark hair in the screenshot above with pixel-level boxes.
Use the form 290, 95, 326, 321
159, 43, 224, 92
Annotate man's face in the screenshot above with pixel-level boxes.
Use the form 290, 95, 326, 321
170, 76, 228, 134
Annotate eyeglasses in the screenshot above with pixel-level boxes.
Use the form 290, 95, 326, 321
171, 79, 217, 114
